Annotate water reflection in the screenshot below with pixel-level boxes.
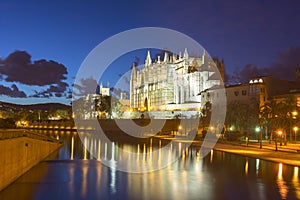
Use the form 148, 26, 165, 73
97, 140, 101, 160
293, 167, 300, 198
70, 136, 74, 160
256, 158, 260, 175
277, 163, 288, 199
245, 158, 249, 176
81, 164, 88, 197
1, 130, 300, 199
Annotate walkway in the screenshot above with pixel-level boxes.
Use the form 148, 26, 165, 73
153, 135, 300, 167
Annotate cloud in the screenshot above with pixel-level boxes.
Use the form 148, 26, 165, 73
228, 46, 300, 83
0, 50, 68, 86
72, 77, 99, 97
0, 50, 70, 98
29, 82, 71, 98
0, 84, 27, 98
270, 46, 300, 81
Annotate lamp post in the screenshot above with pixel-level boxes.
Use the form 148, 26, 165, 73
291, 111, 298, 142
278, 130, 283, 146
294, 126, 298, 142
255, 126, 262, 149
275, 131, 278, 151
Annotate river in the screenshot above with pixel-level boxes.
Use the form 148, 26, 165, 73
0, 130, 300, 199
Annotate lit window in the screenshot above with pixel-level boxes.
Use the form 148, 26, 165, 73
259, 78, 263, 83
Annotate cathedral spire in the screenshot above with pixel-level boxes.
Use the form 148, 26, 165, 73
203, 49, 206, 57
164, 51, 168, 63
131, 62, 137, 79
183, 48, 189, 59
145, 50, 152, 66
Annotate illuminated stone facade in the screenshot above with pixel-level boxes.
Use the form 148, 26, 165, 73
130, 49, 223, 112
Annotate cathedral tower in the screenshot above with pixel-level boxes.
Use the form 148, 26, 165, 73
130, 63, 137, 108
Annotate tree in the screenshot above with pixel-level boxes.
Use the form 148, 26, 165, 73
226, 100, 259, 139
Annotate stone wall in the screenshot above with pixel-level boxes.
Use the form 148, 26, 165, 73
0, 136, 62, 191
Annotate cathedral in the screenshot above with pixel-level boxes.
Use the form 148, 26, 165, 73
130, 48, 224, 117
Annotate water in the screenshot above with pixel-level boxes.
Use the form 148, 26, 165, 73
1, 130, 300, 199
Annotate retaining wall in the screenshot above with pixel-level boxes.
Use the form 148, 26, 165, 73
0, 135, 62, 191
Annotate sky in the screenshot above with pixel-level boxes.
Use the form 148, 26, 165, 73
1, 0, 300, 105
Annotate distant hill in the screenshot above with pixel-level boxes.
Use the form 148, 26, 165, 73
0, 101, 71, 113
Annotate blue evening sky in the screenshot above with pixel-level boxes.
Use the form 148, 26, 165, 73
0, 0, 300, 104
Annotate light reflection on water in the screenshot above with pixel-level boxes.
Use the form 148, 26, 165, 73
1, 130, 300, 199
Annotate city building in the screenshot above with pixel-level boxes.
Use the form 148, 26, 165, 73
119, 92, 130, 112
74, 83, 111, 119
201, 71, 300, 109
130, 49, 224, 118
100, 83, 110, 96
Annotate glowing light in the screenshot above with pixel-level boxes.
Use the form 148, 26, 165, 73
179, 143, 182, 155
245, 159, 248, 176
278, 163, 283, 179
104, 142, 107, 160
196, 151, 200, 160
277, 163, 288, 199
83, 137, 87, 160
294, 167, 298, 179
137, 144, 140, 161
143, 143, 146, 161
70, 136, 74, 160
210, 149, 213, 163
97, 139, 101, 160
255, 126, 261, 133
256, 159, 260, 174
294, 127, 298, 132
293, 167, 300, 199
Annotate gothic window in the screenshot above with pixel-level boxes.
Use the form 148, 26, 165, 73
234, 91, 239, 96
242, 90, 247, 96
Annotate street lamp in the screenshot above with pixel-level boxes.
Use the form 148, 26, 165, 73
290, 111, 298, 142
255, 126, 262, 149
292, 111, 298, 119
178, 125, 182, 135
278, 130, 283, 146
294, 126, 298, 142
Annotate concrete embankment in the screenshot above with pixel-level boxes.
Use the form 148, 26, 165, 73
213, 142, 300, 167
0, 129, 62, 191
154, 135, 300, 167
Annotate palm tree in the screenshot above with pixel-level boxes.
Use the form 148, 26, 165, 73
263, 100, 290, 144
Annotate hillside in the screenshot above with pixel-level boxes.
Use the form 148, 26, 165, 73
0, 101, 71, 113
